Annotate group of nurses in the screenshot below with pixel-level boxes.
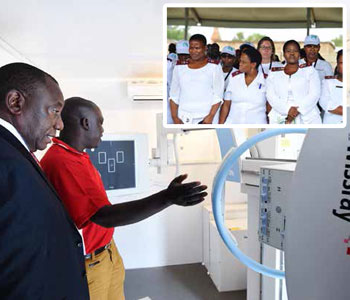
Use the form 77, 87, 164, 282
220, 37, 322, 125
168, 34, 342, 125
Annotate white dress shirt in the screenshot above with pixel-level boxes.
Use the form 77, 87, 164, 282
0, 118, 29, 151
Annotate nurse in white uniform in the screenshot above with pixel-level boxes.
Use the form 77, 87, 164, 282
167, 40, 190, 124
167, 52, 178, 124
299, 35, 333, 82
219, 46, 267, 124
221, 46, 238, 91
169, 34, 224, 124
210, 45, 237, 124
266, 40, 321, 124
257, 36, 283, 78
320, 49, 343, 124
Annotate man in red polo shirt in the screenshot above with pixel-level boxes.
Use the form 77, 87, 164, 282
41, 97, 207, 300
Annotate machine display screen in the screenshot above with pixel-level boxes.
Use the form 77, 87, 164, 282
87, 140, 136, 190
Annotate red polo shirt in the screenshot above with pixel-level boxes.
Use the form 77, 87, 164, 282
41, 138, 114, 254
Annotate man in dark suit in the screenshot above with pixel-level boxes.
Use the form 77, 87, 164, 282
0, 63, 89, 299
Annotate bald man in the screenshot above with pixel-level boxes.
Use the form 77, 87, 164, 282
0, 64, 89, 299
41, 97, 207, 300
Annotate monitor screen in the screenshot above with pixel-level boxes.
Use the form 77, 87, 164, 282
85, 133, 149, 197
87, 140, 136, 190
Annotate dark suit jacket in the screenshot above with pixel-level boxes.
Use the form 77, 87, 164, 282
0, 125, 89, 299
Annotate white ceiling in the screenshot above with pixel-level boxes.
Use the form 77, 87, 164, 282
0, 0, 164, 80
0, 0, 347, 81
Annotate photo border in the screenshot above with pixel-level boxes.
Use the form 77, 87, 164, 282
163, 2, 347, 129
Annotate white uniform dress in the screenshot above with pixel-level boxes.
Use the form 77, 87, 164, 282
299, 58, 333, 82
259, 61, 283, 79
224, 70, 267, 124
319, 76, 343, 124
266, 64, 321, 124
169, 60, 224, 124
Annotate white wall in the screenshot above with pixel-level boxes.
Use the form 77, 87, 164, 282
60, 78, 162, 142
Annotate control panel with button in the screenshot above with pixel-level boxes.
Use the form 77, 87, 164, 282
258, 163, 296, 250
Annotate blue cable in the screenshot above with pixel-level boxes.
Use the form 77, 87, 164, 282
212, 128, 307, 279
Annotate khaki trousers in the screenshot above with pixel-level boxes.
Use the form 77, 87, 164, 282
85, 240, 125, 300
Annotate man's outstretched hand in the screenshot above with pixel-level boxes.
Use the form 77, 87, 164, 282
164, 174, 208, 207
91, 174, 208, 227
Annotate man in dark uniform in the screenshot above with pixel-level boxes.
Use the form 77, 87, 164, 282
0, 63, 89, 299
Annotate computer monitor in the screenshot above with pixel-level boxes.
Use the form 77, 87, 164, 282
86, 133, 149, 197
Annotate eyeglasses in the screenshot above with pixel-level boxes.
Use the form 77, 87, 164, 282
221, 54, 234, 58
260, 46, 272, 50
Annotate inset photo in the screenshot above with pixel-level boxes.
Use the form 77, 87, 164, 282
164, 5, 346, 128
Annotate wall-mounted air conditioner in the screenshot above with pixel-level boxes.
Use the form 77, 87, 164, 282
127, 79, 163, 101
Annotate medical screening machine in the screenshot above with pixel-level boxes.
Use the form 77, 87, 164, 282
212, 110, 350, 300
